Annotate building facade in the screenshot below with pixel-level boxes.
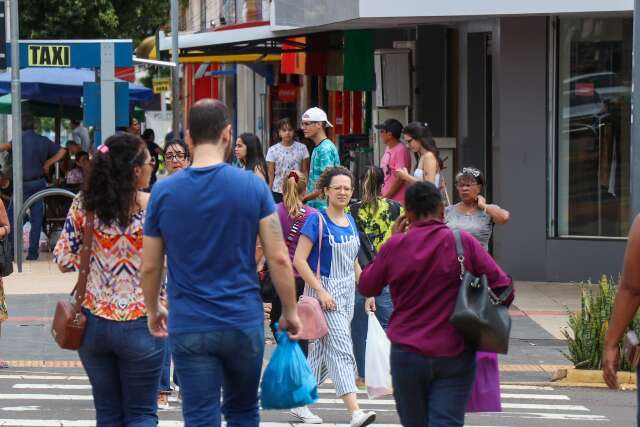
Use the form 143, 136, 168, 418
171, 0, 635, 282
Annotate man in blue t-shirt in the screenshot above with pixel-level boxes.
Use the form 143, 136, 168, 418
142, 99, 302, 426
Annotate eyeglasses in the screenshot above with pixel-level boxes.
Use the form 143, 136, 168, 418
328, 185, 353, 192
165, 152, 186, 161
302, 121, 319, 127
456, 182, 479, 189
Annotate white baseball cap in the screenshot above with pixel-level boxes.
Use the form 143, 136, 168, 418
301, 107, 333, 128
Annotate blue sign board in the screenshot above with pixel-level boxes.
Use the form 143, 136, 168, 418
5, 40, 133, 68
83, 81, 130, 129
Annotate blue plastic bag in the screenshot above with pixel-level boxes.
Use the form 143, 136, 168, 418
260, 329, 318, 410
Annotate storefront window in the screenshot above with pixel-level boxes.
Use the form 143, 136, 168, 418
556, 17, 632, 237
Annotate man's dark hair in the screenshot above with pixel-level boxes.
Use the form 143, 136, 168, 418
188, 99, 230, 145
71, 119, 80, 126
76, 150, 89, 161
405, 181, 442, 218
22, 112, 35, 131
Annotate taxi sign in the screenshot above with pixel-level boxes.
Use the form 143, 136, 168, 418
27, 44, 71, 67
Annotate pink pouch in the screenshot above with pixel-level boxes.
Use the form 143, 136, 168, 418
297, 213, 328, 340
466, 352, 502, 413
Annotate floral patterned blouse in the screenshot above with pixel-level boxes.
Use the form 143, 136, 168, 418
53, 194, 147, 321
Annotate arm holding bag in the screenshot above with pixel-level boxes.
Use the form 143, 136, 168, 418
51, 212, 94, 350
260, 329, 319, 410
448, 229, 513, 354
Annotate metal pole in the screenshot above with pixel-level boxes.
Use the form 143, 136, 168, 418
170, 0, 181, 137
633, 0, 640, 219
100, 42, 115, 143
9, 0, 22, 266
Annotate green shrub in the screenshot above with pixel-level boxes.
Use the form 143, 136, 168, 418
562, 275, 640, 371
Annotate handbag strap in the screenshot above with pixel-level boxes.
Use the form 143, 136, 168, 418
452, 229, 513, 304
285, 206, 307, 250
303, 212, 323, 296
71, 211, 95, 310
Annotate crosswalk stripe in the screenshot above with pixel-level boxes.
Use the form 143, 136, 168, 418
0, 422, 509, 427
0, 376, 87, 381
499, 393, 570, 401
0, 395, 92, 401
497, 411, 608, 421
501, 403, 588, 411
13, 385, 91, 390
499, 385, 554, 391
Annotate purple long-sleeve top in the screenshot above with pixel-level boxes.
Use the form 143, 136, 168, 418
359, 220, 513, 358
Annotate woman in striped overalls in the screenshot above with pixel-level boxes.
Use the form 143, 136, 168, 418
293, 166, 376, 427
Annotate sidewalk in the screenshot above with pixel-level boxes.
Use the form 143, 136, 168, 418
1, 257, 582, 380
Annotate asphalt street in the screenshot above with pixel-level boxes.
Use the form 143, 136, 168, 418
0, 293, 636, 426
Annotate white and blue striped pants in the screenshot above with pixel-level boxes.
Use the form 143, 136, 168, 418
308, 278, 358, 398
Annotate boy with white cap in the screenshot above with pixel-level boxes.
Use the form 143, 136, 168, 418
301, 107, 340, 210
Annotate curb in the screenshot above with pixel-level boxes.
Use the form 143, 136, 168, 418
551, 367, 637, 389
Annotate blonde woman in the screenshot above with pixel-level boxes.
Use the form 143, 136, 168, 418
269, 170, 316, 351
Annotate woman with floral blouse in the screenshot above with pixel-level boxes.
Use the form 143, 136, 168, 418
54, 132, 163, 426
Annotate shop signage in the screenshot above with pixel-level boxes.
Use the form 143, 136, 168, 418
27, 44, 70, 67
152, 77, 171, 93
277, 83, 297, 103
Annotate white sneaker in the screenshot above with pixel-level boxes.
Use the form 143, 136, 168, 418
350, 409, 376, 427
289, 406, 323, 424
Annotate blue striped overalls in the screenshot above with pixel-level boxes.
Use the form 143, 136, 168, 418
307, 213, 360, 397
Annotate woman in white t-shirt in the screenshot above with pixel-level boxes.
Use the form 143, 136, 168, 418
266, 118, 310, 203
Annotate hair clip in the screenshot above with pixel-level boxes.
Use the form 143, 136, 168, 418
287, 171, 299, 183
423, 122, 429, 128
98, 145, 110, 154
461, 167, 481, 178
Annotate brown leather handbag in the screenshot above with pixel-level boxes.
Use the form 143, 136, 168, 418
51, 212, 94, 350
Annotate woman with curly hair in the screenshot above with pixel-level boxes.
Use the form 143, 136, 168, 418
53, 133, 164, 426
293, 166, 376, 426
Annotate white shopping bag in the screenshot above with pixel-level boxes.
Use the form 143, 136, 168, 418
364, 312, 393, 399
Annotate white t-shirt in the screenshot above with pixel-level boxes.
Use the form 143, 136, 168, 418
265, 141, 310, 193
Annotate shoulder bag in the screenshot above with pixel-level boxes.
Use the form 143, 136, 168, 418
449, 229, 513, 354
0, 235, 12, 277
51, 211, 94, 350
349, 203, 378, 268
296, 213, 329, 340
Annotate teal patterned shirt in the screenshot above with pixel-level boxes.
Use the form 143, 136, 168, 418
307, 139, 340, 209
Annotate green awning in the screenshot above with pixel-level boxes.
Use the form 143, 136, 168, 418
344, 30, 375, 91
0, 95, 83, 120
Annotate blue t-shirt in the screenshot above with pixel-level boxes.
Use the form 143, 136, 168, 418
12, 130, 60, 181
300, 210, 358, 278
144, 163, 275, 333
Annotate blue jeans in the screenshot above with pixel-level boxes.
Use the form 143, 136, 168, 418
78, 311, 165, 427
351, 287, 393, 378
159, 341, 180, 393
390, 345, 476, 427
8, 178, 46, 258
170, 325, 265, 427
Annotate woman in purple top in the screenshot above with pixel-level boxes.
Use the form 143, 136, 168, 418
359, 181, 513, 427
268, 170, 316, 353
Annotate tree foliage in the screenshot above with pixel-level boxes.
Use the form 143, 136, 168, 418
19, 0, 170, 44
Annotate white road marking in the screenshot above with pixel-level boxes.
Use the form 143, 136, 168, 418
0, 407, 39, 412
0, 422, 508, 427
501, 403, 589, 411
13, 384, 91, 390
0, 375, 87, 381
493, 411, 608, 421
0, 395, 92, 401
500, 384, 554, 391
499, 393, 570, 400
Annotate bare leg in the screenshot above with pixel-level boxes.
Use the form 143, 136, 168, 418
341, 392, 360, 413
0, 322, 7, 368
